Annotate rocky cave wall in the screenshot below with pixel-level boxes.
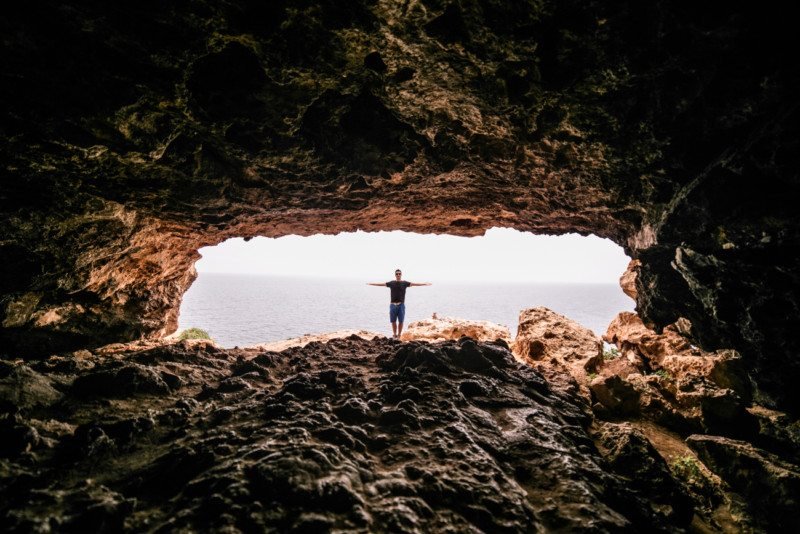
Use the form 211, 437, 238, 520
1, 1, 799, 410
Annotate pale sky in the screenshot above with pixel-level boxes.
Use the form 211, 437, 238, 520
194, 228, 630, 284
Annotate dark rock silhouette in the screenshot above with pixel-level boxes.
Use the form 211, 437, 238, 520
1, 337, 697, 531
1, 1, 799, 530
0, 1, 798, 413
688, 435, 800, 532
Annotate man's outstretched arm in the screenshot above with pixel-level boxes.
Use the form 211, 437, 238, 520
409, 282, 432, 286
367, 283, 386, 286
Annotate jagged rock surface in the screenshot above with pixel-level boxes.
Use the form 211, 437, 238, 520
594, 423, 695, 525
400, 315, 511, 344
619, 259, 640, 301
0, 337, 698, 532
594, 312, 760, 437
587, 313, 800, 531
1, 1, 799, 411
604, 312, 697, 369
513, 307, 602, 397
248, 329, 383, 352
687, 435, 800, 532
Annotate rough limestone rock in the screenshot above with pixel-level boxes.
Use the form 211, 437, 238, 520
604, 312, 696, 366
597, 312, 756, 436
0, 337, 696, 531
590, 319, 759, 437
687, 435, 800, 532
591, 368, 757, 439
249, 329, 383, 352
514, 307, 602, 395
0, 1, 798, 411
604, 312, 752, 398
619, 259, 641, 301
400, 315, 512, 344
661, 351, 750, 400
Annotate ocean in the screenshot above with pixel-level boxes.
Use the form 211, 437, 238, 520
178, 273, 634, 348
177, 273, 635, 348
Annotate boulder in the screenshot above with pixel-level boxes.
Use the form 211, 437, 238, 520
619, 259, 641, 301
401, 316, 511, 344
590, 367, 757, 438
513, 307, 602, 392
0, 364, 63, 413
603, 312, 695, 367
604, 312, 752, 401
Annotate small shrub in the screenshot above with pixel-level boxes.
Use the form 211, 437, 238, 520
587, 372, 599, 382
653, 369, 672, 380
603, 347, 619, 360
671, 454, 717, 497
178, 327, 212, 340
671, 455, 702, 483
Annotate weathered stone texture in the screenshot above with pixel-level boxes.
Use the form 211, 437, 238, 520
401, 315, 512, 344
1, 2, 799, 412
0, 336, 694, 531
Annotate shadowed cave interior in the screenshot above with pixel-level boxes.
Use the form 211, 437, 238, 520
1, 1, 799, 531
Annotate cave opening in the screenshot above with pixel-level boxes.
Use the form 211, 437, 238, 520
176, 228, 634, 347
3, 1, 799, 529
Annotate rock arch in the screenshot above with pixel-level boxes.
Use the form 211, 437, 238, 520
1, 1, 798, 411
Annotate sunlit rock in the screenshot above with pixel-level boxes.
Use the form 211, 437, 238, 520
513, 307, 602, 397
604, 312, 752, 399
619, 259, 641, 301
400, 315, 511, 344
249, 330, 383, 352
604, 312, 695, 366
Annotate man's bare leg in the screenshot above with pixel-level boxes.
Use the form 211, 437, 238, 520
391, 321, 398, 337
397, 322, 404, 338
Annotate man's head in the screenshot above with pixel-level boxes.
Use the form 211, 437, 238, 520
395, 269, 402, 279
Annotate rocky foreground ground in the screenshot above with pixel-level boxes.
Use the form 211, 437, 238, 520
0, 335, 719, 532
2, 323, 799, 532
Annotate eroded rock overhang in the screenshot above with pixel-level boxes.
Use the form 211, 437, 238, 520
1, 2, 798, 410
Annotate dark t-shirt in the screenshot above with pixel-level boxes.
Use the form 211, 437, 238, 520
386, 280, 411, 302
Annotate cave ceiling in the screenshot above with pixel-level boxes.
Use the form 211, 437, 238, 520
1, 1, 798, 410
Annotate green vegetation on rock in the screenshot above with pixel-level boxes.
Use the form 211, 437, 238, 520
653, 369, 672, 381
671, 455, 702, 482
670, 455, 716, 497
178, 327, 212, 340
603, 347, 619, 360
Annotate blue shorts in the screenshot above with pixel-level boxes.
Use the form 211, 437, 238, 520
389, 303, 405, 323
